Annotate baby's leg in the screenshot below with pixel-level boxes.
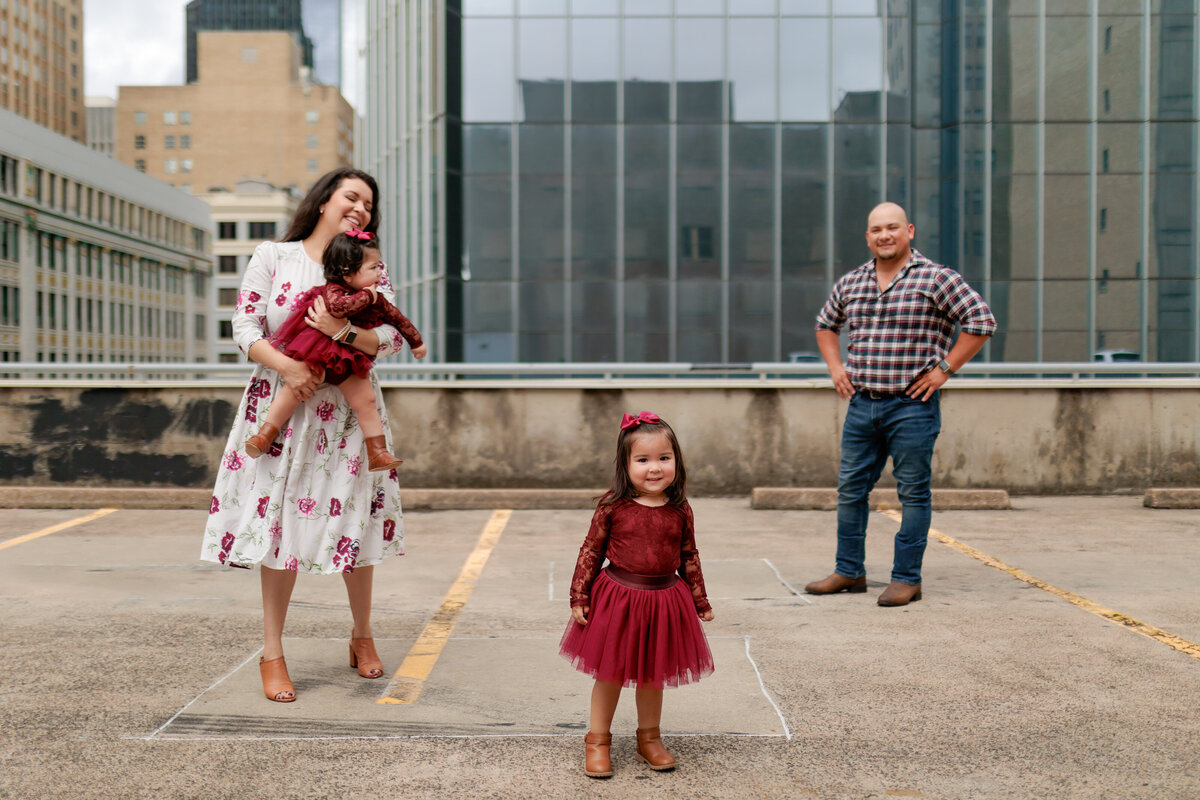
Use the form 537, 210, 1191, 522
245, 383, 301, 458
261, 387, 301, 431
340, 374, 384, 438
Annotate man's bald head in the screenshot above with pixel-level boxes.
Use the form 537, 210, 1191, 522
867, 202, 910, 229
865, 203, 915, 267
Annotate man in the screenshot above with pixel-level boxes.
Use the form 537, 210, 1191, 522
805, 202, 996, 606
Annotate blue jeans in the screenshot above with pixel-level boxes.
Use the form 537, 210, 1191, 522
834, 391, 941, 585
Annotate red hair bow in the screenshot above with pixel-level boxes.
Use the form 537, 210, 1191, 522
620, 411, 661, 430
345, 229, 373, 240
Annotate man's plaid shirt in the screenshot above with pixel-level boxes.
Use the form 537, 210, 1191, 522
815, 249, 997, 393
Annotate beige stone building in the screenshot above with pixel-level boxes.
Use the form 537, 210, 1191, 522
115, 30, 354, 194
0, 0, 85, 143
199, 178, 299, 363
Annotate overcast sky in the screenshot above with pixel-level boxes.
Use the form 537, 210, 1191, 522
83, 0, 190, 98
82, 0, 365, 109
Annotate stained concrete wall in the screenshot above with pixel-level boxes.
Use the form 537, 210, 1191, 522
0, 385, 1196, 493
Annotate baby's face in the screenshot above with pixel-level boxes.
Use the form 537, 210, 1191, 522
347, 250, 383, 291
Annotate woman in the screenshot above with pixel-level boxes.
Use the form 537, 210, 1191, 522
201, 167, 410, 702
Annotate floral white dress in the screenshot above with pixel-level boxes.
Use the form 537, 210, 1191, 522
201, 241, 408, 574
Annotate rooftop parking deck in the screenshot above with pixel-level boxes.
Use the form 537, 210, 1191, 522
1, 495, 1198, 799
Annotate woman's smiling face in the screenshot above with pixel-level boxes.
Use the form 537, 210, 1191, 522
318, 177, 374, 236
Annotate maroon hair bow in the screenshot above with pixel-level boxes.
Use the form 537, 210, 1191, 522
345, 228, 373, 241
620, 411, 661, 430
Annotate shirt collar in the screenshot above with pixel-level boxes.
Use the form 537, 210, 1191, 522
864, 247, 930, 287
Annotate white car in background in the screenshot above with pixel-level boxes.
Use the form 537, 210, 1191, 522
1092, 350, 1140, 363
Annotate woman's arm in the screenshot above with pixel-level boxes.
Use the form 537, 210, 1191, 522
234, 243, 323, 400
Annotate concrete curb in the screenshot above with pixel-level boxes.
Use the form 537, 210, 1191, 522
751, 487, 1012, 510
1143, 488, 1200, 509
0, 486, 610, 511
0, 486, 1055, 511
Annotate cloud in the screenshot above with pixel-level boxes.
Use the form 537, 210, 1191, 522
83, 0, 190, 98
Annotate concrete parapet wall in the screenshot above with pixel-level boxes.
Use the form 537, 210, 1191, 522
0, 384, 1195, 494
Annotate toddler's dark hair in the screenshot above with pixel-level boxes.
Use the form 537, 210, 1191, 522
599, 416, 688, 508
321, 231, 380, 285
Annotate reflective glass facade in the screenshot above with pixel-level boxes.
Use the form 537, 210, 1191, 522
365, 0, 1200, 363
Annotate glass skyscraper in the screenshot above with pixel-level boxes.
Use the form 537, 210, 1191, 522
362, 0, 1200, 364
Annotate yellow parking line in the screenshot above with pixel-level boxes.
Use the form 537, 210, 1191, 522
378, 509, 513, 704
881, 509, 1200, 660
0, 508, 119, 552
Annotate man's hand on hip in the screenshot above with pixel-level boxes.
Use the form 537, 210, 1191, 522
906, 367, 948, 401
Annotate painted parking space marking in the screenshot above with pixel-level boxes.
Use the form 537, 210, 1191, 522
0, 508, 118, 552
378, 509, 513, 704
881, 509, 1200, 660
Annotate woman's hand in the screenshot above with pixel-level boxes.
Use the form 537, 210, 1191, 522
305, 295, 343, 338
571, 605, 589, 626
279, 358, 324, 402
699, 609, 714, 622
412, 343, 428, 360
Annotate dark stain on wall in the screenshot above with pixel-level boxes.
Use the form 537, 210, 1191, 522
0, 447, 37, 479
182, 398, 235, 438
46, 443, 209, 486
31, 389, 174, 444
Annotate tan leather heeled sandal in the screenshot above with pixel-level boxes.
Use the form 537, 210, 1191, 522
349, 636, 384, 678
636, 726, 676, 770
259, 655, 295, 702
584, 731, 613, 778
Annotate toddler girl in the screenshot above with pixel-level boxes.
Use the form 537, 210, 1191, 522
559, 411, 715, 778
244, 230, 426, 471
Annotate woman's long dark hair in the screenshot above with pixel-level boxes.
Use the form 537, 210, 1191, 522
599, 417, 688, 508
321, 231, 379, 285
280, 167, 380, 243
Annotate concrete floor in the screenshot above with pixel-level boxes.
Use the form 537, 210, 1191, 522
1, 496, 1197, 799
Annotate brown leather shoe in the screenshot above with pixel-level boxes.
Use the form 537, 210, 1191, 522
259, 655, 295, 702
245, 422, 281, 458
349, 636, 384, 678
877, 581, 922, 606
365, 435, 402, 472
635, 726, 676, 771
804, 573, 867, 595
584, 731, 613, 778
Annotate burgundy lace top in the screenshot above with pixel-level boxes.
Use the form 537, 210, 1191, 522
323, 284, 423, 349
568, 498, 711, 614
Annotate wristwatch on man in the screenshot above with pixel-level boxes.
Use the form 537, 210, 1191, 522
343, 326, 358, 345
937, 359, 954, 375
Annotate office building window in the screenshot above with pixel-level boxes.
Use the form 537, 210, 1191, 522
164, 110, 176, 125
134, 111, 146, 125
181, 135, 191, 149
165, 135, 175, 149
306, 110, 319, 124
217, 287, 238, 306
134, 160, 145, 172
180, 110, 191, 124
134, 135, 145, 149
248, 221, 276, 239
217, 222, 238, 239
218, 255, 239, 273
164, 159, 178, 174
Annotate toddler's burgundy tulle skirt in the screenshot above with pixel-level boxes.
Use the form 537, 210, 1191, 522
559, 567, 714, 689
270, 300, 373, 386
